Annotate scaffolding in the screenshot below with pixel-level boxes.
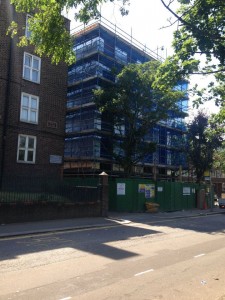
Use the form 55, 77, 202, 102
64, 17, 188, 177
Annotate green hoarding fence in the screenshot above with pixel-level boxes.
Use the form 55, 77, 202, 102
109, 178, 156, 212
155, 182, 198, 211
109, 178, 213, 212
65, 176, 213, 213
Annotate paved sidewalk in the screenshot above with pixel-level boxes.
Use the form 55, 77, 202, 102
0, 206, 224, 239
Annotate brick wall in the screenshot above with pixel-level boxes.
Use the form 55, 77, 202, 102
0, 2, 68, 179
0, 1, 11, 175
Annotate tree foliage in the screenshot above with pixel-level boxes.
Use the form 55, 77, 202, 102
94, 61, 185, 175
9, 0, 225, 71
161, 0, 225, 72
159, 0, 225, 104
213, 146, 225, 173
9, 0, 129, 64
187, 111, 222, 183
160, 0, 225, 129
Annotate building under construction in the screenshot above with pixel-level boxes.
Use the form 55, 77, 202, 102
64, 17, 188, 178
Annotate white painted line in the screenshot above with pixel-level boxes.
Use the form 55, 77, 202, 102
194, 253, 205, 258
59, 297, 72, 300
134, 269, 154, 277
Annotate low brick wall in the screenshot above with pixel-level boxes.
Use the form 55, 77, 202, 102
0, 201, 102, 224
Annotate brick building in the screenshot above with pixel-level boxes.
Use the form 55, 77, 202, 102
0, 2, 68, 183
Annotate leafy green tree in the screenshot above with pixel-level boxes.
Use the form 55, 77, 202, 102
8, 0, 129, 64
94, 61, 185, 175
187, 111, 222, 183
159, 0, 225, 131
9, 0, 225, 70
213, 146, 225, 173
161, 0, 225, 73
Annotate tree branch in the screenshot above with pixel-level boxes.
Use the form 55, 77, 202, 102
160, 0, 196, 29
190, 69, 225, 75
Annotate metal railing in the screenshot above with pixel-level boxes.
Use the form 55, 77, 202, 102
71, 16, 164, 62
0, 176, 99, 205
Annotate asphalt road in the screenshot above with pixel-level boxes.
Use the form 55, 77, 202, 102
1, 214, 225, 300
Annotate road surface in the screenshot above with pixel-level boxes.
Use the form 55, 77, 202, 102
1, 213, 225, 299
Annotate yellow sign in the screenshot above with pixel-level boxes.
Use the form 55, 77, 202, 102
145, 184, 155, 199
204, 170, 210, 176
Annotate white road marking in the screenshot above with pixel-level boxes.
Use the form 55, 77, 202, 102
59, 297, 72, 300
134, 269, 154, 276
194, 253, 205, 258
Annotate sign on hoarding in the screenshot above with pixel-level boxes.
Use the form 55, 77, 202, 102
117, 183, 126, 195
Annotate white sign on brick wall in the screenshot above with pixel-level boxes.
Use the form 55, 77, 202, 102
50, 155, 62, 164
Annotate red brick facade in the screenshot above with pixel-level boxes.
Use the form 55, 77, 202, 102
0, 2, 68, 179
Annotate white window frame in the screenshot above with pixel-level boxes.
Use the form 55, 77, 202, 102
17, 134, 37, 164
20, 92, 39, 124
25, 14, 32, 38
23, 52, 41, 84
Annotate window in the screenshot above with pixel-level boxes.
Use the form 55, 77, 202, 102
17, 135, 36, 163
166, 150, 172, 165
20, 93, 39, 124
115, 47, 127, 64
73, 37, 104, 57
93, 139, 101, 157
114, 124, 125, 136
25, 14, 32, 38
23, 52, 41, 83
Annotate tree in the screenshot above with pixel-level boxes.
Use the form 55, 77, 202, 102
8, 0, 129, 64
213, 146, 225, 173
158, 0, 225, 131
187, 111, 222, 183
156, 0, 225, 102
9, 0, 225, 70
160, 0, 225, 73
94, 61, 185, 175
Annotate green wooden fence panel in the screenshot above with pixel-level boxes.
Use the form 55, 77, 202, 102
114, 179, 135, 212
108, 178, 214, 213
155, 182, 199, 212
155, 182, 171, 211
108, 178, 155, 212
135, 179, 156, 212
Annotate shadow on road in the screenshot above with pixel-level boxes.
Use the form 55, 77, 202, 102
0, 223, 162, 261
